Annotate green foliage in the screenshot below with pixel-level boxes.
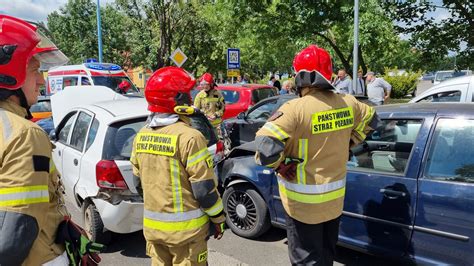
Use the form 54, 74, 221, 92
382, 68, 422, 99
47, 0, 129, 65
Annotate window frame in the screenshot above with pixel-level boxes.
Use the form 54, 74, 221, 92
417, 90, 462, 103
69, 111, 95, 152
421, 116, 474, 184
348, 118, 424, 176
56, 111, 78, 145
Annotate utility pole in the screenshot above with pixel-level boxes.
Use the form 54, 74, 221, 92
352, 0, 359, 93
96, 0, 103, 63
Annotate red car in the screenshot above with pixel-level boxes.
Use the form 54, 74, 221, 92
192, 84, 277, 119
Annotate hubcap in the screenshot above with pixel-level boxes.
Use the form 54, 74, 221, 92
227, 190, 257, 230
236, 204, 247, 218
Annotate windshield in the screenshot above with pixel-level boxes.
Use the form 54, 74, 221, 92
91, 76, 141, 95
435, 72, 454, 81
103, 114, 217, 160
220, 90, 240, 104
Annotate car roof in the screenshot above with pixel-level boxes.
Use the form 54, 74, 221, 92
376, 102, 474, 117
87, 97, 149, 118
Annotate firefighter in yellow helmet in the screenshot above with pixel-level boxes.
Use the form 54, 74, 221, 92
0, 15, 70, 265
130, 66, 226, 265
194, 72, 225, 138
255, 44, 380, 265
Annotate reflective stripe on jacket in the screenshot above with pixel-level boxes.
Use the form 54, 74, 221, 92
131, 119, 224, 245
255, 89, 376, 224
0, 100, 65, 265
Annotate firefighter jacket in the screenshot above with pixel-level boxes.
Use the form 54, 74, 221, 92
130, 117, 225, 246
194, 89, 225, 127
0, 100, 65, 265
255, 88, 378, 224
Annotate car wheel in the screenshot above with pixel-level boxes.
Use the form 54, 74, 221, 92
84, 202, 111, 245
223, 184, 271, 239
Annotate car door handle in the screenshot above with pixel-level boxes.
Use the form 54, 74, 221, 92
73, 159, 78, 166
380, 188, 406, 198
378, 144, 391, 150
58, 150, 61, 156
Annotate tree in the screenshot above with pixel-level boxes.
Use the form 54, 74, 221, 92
47, 0, 129, 65
383, 0, 474, 70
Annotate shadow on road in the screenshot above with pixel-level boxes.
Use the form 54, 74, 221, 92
255, 227, 287, 242
104, 231, 148, 258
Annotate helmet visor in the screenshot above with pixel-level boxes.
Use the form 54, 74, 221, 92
33, 29, 69, 71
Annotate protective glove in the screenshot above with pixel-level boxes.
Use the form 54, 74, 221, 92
276, 157, 303, 180
213, 222, 225, 240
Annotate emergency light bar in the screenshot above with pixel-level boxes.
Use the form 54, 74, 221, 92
85, 63, 122, 71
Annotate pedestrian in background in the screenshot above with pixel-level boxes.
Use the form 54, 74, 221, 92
254, 44, 379, 266
365, 71, 392, 105
281, 79, 296, 95
0, 14, 70, 265
332, 69, 353, 94
354, 70, 365, 96
131, 67, 225, 265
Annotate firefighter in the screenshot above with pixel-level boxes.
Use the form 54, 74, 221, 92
194, 73, 225, 138
254, 44, 380, 266
0, 15, 70, 265
130, 66, 225, 265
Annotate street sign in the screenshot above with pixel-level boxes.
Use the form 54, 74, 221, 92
227, 48, 240, 69
170, 48, 187, 67
227, 69, 240, 77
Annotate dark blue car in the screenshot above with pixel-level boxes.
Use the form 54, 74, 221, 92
217, 103, 474, 265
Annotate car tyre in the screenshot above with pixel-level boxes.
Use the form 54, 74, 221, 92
84, 202, 111, 245
223, 184, 271, 239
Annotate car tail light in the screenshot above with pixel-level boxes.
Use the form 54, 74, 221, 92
96, 160, 128, 190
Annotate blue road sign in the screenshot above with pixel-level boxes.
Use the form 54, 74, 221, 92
227, 48, 240, 69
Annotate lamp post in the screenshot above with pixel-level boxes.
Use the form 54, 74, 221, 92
352, 0, 359, 93
96, 0, 103, 63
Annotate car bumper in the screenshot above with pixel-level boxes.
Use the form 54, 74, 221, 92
92, 199, 143, 234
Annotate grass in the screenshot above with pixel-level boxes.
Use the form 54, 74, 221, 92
386, 98, 411, 104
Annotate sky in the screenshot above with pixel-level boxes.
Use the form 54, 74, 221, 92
0, 0, 115, 23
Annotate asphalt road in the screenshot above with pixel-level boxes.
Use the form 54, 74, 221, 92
66, 200, 401, 266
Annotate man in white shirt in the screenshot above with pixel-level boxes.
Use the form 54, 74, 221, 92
365, 71, 392, 105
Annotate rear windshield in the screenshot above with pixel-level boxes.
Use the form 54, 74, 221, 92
220, 90, 240, 104
103, 114, 217, 160
30, 100, 51, 112
92, 76, 141, 95
252, 88, 277, 103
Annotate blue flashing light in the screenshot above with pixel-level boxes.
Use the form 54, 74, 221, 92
85, 58, 99, 63
85, 63, 122, 71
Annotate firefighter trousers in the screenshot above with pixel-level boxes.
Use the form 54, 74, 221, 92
147, 237, 208, 266
285, 213, 341, 266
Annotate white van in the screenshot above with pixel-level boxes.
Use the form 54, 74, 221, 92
47, 63, 140, 95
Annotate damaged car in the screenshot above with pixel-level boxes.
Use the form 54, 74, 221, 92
50, 86, 219, 243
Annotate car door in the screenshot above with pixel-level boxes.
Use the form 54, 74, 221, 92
339, 116, 431, 257
52, 111, 78, 180
411, 117, 474, 265
61, 110, 94, 199
238, 99, 279, 144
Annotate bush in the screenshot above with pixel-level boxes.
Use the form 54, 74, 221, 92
382, 68, 422, 98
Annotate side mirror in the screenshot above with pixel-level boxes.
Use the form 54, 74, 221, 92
431, 80, 434, 83
237, 112, 246, 120
49, 130, 57, 141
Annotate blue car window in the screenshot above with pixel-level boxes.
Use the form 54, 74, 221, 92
425, 118, 474, 183
348, 119, 423, 174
